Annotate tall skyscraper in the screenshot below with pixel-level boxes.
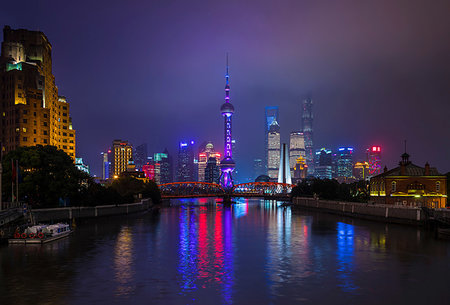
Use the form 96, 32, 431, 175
289, 132, 305, 177
293, 156, 308, 181
302, 98, 314, 176
336, 147, 354, 178
264, 106, 279, 173
367, 146, 382, 177
101, 150, 111, 180
253, 158, 264, 180
0, 26, 76, 158
111, 139, 133, 177
278, 143, 292, 184
315, 148, 332, 179
198, 142, 220, 182
267, 120, 281, 179
134, 143, 148, 171
154, 149, 172, 184
205, 157, 220, 183
219, 56, 235, 188
177, 141, 195, 182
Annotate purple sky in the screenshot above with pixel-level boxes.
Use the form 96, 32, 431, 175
2, 0, 450, 179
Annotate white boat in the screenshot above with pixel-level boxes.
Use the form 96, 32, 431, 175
9, 223, 72, 244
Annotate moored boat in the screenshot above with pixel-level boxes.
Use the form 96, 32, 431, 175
9, 223, 72, 244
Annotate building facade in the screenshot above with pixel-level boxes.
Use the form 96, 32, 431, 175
267, 120, 281, 179
155, 149, 172, 184
315, 148, 332, 180
336, 147, 354, 179
370, 153, 447, 208
111, 139, 133, 177
0, 26, 76, 159
367, 146, 382, 177
134, 143, 148, 171
289, 131, 305, 177
264, 106, 279, 174
177, 141, 195, 182
302, 98, 314, 176
205, 157, 220, 183
197, 142, 220, 182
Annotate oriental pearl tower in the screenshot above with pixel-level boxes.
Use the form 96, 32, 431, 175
219, 55, 235, 189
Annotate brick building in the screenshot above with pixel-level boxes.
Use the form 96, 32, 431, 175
370, 153, 447, 208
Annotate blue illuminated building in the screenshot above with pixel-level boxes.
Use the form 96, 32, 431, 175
219, 55, 235, 188
176, 140, 195, 182
315, 148, 332, 179
336, 147, 354, 179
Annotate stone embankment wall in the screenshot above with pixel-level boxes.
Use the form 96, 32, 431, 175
31, 199, 153, 223
293, 197, 450, 225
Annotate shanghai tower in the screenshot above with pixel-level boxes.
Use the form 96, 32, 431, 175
302, 97, 314, 175
219, 56, 235, 188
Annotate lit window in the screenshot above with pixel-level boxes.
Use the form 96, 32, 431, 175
436, 181, 441, 192
22, 128, 26, 133
392, 181, 397, 192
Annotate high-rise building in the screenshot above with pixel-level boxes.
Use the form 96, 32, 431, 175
198, 142, 220, 182
253, 158, 264, 180
155, 148, 172, 184
0, 26, 76, 158
293, 156, 308, 181
267, 120, 281, 179
289, 132, 305, 177
111, 139, 133, 177
367, 146, 382, 177
219, 56, 235, 188
336, 147, 354, 178
205, 157, 220, 183
177, 141, 195, 182
264, 106, 279, 174
302, 98, 314, 176
315, 148, 332, 179
278, 143, 292, 184
353, 161, 369, 180
101, 150, 111, 180
134, 143, 148, 171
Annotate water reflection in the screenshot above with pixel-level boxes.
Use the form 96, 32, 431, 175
336, 222, 357, 292
177, 200, 234, 304
114, 226, 135, 296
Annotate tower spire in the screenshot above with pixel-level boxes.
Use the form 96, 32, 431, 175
219, 53, 235, 189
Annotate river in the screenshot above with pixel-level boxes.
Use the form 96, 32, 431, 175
0, 198, 449, 305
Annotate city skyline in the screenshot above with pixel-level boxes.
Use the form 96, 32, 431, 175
2, 1, 450, 179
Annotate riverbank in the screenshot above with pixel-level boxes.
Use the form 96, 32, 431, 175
292, 197, 450, 225
30, 199, 154, 223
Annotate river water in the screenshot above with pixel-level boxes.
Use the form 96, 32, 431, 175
0, 198, 449, 305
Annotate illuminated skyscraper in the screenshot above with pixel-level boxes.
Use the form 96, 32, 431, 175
0, 26, 76, 158
302, 98, 314, 175
177, 141, 195, 182
155, 148, 172, 184
111, 139, 133, 177
264, 106, 279, 173
134, 143, 148, 171
205, 157, 220, 183
336, 147, 354, 178
267, 120, 281, 179
367, 146, 382, 177
289, 132, 305, 177
219, 56, 235, 188
315, 148, 332, 179
198, 142, 221, 182
101, 151, 111, 180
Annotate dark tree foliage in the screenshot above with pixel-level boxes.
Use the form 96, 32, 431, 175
2, 145, 90, 207
291, 178, 369, 203
1, 146, 162, 208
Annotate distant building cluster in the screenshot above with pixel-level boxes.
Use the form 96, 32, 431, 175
255, 98, 384, 184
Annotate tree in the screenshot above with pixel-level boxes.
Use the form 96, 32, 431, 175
2, 145, 90, 207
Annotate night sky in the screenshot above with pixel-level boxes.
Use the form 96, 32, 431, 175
2, 0, 450, 179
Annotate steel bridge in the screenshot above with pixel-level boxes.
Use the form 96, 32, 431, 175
159, 182, 293, 200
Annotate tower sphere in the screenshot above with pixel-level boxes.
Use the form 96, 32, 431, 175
220, 102, 234, 116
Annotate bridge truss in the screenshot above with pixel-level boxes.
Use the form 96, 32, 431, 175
159, 182, 293, 199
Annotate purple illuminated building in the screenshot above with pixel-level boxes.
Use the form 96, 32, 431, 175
219, 56, 235, 188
